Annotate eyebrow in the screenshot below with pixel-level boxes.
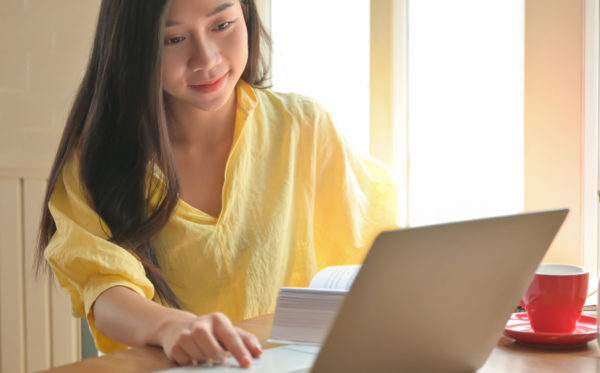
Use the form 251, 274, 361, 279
166, 2, 235, 27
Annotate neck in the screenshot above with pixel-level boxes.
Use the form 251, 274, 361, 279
166, 91, 237, 150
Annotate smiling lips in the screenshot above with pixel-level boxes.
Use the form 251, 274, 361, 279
189, 74, 227, 93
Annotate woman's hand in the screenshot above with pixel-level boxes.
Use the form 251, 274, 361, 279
158, 311, 263, 367
93, 286, 262, 368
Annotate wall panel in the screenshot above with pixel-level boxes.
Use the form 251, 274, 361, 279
23, 179, 51, 371
0, 0, 100, 368
0, 178, 25, 373
524, 0, 585, 265
0, 175, 80, 372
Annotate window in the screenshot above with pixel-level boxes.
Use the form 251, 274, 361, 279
407, 0, 524, 226
268, 0, 524, 227
269, 0, 371, 154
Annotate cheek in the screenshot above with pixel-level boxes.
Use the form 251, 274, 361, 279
230, 27, 249, 69
161, 53, 185, 87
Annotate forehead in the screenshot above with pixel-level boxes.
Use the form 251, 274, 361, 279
166, 0, 238, 21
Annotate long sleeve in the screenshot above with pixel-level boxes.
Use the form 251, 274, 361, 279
44, 152, 155, 353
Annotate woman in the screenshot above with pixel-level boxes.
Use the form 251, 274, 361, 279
37, 0, 399, 367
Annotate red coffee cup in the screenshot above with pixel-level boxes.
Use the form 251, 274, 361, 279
520, 263, 588, 333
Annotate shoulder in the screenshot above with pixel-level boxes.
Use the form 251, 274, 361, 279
239, 82, 341, 146
250, 86, 331, 126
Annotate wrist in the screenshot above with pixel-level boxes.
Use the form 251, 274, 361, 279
152, 308, 196, 347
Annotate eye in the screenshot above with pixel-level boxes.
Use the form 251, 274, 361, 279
164, 36, 185, 45
214, 21, 234, 31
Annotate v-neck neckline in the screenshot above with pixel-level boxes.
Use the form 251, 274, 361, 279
174, 81, 258, 226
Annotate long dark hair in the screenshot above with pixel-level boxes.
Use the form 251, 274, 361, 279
36, 0, 272, 308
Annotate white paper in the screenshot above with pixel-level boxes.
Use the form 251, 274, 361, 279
308, 265, 361, 290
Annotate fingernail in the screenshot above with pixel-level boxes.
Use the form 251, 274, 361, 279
192, 359, 198, 366
242, 355, 252, 366
254, 343, 263, 353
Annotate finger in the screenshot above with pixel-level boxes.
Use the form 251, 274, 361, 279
236, 327, 262, 357
177, 330, 205, 365
189, 324, 226, 363
169, 345, 192, 366
212, 314, 252, 368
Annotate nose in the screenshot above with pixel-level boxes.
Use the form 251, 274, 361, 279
189, 36, 222, 72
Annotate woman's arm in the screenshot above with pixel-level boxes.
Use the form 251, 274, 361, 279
92, 286, 262, 367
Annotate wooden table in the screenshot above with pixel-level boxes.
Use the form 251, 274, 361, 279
40, 315, 600, 373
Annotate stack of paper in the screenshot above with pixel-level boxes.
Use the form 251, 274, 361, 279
269, 288, 346, 344
269, 265, 360, 344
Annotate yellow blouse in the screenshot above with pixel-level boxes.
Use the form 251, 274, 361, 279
45, 80, 399, 353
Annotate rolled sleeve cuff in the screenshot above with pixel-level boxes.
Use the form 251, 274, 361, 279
83, 275, 154, 353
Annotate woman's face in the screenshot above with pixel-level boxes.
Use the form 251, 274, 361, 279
161, 0, 248, 113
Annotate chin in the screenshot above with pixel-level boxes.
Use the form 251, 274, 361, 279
192, 96, 231, 112
195, 81, 238, 111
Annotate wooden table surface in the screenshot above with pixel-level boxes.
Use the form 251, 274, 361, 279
40, 314, 600, 373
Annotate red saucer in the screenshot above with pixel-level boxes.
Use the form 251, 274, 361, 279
504, 313, 597, 346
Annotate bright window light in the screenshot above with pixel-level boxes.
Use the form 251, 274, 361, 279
407, 0, 524, 226
270, 1, 371, 155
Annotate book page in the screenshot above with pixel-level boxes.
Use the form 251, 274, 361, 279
308, 265, 361, 290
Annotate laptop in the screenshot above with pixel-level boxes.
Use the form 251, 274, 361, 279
159, 209, 568, 373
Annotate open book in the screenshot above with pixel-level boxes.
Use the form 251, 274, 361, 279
268, 265, 360, 345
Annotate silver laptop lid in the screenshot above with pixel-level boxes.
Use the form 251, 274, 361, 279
311, 209, 568, 373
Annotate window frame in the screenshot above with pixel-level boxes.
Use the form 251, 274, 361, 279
583, 0, 599, 276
